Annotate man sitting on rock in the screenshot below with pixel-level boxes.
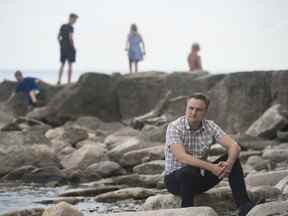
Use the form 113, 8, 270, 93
164, 93, 255, 216
5, 70, 44, 109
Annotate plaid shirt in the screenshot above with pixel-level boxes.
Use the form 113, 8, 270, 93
165, 116, 226, 175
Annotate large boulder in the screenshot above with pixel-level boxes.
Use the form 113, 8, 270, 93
120, 145, 164, 167
41, 201, 83, 216
246, 104, 288, 139
95, 187, 158, 202
28, 73, 122, 125
247, 200, 288, 216
245, 170, 288, 187
61, 144, 107, 170
0, 144, 60, 177
83, 161, 126, 179
0, 208, 44, 216
93, 207, 218, 216
262, 148, 288, 163
133, 160, 165, 175
107, 137, 159, 162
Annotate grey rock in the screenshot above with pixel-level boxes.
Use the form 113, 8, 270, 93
94, 207, 218, 216
59, 185, 125, 197
95, 187, 159, 202
42, 201, 83, 216
246, 104, 288, 139
247, 200, 288, 216
84, 161, 125, 178
61, 144, 107, 170
120, 145, 164, 167
0, 208, 44, 216
263, 148, 288, 163
246, 170, 288, 187
133, 160, 165, 175
245, 156, 270, 171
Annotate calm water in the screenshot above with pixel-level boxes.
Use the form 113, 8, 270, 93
0, 183, 143, 215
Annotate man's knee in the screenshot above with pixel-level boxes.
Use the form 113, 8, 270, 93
178, 166, 201, 181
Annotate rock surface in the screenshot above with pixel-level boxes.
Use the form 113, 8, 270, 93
41, 202, 83, 216
247, 200, 288, 216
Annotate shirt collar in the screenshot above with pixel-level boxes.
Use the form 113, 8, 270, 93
184, 117, 205, 132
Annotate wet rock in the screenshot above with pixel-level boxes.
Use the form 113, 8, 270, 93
247, 200, 288, 216
59, 185, 125, 197
61, 144, 107, 170
36, 197, 84, 205
2, 165, 36, 181
84, 161, 125, 178
22, 166, 66, 184
89, 174, 163, 188
245, 156, 270, 171
133, 160, 165, 175
95, 187, 158, 202
246, 170, 288, 187
0, 208, 44, 216
42, 201, 83, 216
120, 145, 164, 167
246, 104, 288, 139
262, 148, 288, 163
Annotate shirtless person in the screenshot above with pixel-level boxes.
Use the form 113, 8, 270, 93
187, 42, 202, 72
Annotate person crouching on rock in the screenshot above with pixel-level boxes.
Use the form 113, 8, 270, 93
5, 70, 44, 110
164, 93, 255, 216
187, 42, 202, 72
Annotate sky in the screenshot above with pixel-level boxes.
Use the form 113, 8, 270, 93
0, 0, 288, 81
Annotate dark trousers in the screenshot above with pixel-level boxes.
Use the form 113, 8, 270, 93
164, 154, 251, 208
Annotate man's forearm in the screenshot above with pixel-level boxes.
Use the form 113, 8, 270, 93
227, 144, 241, 165
179, 152, 214, 172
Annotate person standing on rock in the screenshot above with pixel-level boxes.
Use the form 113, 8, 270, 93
187, 42, 202, 72
5, 70, 44, 109
125, 24, 146, 73
164, 93, 255, 216
57, 13, 78, 85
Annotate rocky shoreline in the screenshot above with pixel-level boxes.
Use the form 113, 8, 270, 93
1, 71, 288, 216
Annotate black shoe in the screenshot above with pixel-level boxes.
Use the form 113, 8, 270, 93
239, 202, 255, 216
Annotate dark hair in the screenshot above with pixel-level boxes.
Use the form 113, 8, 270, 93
130, 24, 138, 33
14, 70, 22, 77
69, 13, 79, 19
187, 93, 210, 109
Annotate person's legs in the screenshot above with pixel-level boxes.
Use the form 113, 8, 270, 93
165, 166, 203, 208
58, 63, 65, 85
129, 60, 132, 73
135, 61, 138, 72
68, 62, 73, 84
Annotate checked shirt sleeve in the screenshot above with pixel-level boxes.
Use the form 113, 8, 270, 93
166, 124, 183, 146
208, 120, 227, 144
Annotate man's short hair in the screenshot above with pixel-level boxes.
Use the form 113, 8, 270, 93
69, 13, 79, 19
14, 70, 22, 77
187, 93, 210, 109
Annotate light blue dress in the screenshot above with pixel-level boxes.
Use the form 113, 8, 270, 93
128, 34, 143, 62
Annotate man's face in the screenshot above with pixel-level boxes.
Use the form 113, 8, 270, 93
70, 17, 78, 25
185, 98, 207, 125
15, 74, 23, 82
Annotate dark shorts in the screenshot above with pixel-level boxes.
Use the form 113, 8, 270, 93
60, 46, 76, 64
